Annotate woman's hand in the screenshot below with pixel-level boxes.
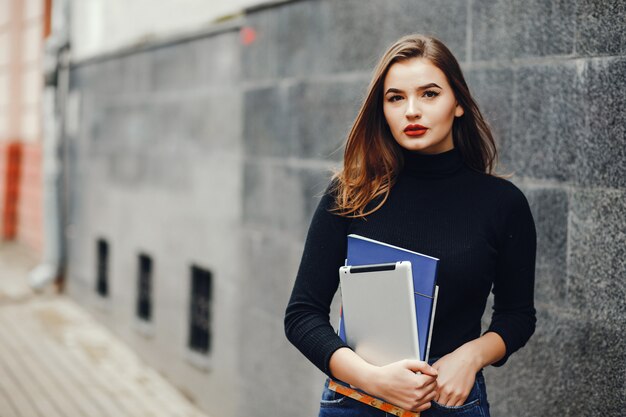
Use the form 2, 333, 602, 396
431, 345, 482, 407
431, 333, 506, 407
364, 359, 439, 412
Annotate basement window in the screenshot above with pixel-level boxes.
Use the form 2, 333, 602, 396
136, 253, 153, 322
96, 239, 109, 297
188, 265, 212, 355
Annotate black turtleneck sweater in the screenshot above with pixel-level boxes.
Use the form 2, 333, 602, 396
284, 146, 537, 378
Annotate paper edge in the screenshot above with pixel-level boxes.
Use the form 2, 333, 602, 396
348, 234, 440, 261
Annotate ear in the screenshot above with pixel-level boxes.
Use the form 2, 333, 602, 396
455, 102, 465, 118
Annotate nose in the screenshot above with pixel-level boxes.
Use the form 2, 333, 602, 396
405, 97, 421, 119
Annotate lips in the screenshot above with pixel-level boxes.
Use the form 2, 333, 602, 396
404, 124, 428, 136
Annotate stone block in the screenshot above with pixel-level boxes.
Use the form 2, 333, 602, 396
239, 230, 303, 318
383, 0, 468, 63
464, 67, 514, 152
236, 308, 283, 415
119, 102, 153, 148
151, 40, 202, 92
573, 57, 626, 189
151, 93, 242, 153
274, 0, 329, 78
567, 189, 626, 328
147, 99, 185, 147
90, 58, 124, 97
77, 91, 98, 144
472, 0, 575, 61
287, 79, 365, 161
242, 85, 292, 157
87, 98, 155, 166
196, 91, 243, 152
576, 0, 626, 56
118, 50, 153, 95
526, 188, 569, 307
317, 0, 389, 73
271, 164, 308, 233
242, 2, 328, 79
484, 307, 568, 417
504, 63, 581, 181
558, 317, 626, 416
89, 100, 148, 151
242, 160, 273, 228
195, 32, 240, 86
299, 167, 334, 237
237, 307, 321, 417
81, 57, 122, 97
240, 7, 282, 80
136, 146, 191, 191
107, 152, 145, 187
242, 161, 319, 236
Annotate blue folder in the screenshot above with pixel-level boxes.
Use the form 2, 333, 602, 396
338, 234, 439, 362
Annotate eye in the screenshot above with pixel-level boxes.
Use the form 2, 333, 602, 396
423, 90, 440, 98
387, 95, 403, 102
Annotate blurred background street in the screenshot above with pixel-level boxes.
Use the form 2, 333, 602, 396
0, 242, 210, 417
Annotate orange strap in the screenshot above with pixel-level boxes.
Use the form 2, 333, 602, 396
327, 379, 420, 417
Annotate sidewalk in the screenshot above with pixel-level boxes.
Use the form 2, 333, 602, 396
0, 242, 211, 417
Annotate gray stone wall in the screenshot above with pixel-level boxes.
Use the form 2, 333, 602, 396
65, 1, 625, 417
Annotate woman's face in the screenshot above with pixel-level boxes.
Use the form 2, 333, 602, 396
382, 57, 464, 155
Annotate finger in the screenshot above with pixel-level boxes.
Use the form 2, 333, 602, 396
424, 391, 437, 401
425, 376, 438, 387
405, 360, 438, 376
415, 385, 437, 406
418, 389, 437, 406
453, 394, 468, 407
421, 378, 438, 393
415, 401, 432, 412
416, 372, 437, 385
408, 399, 431, 413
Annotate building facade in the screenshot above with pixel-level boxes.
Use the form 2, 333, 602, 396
41, 0, 626, 416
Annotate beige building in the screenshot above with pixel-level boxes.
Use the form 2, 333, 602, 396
0, 0, 49, 252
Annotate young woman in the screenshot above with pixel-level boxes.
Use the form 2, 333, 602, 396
284, 33, 537, 417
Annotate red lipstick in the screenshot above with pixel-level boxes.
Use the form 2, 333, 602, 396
404, 124, 428, 136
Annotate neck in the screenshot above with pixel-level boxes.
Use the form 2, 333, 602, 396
400, 146, 465, 179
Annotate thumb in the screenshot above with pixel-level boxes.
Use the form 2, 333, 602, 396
404, 359, 438, 376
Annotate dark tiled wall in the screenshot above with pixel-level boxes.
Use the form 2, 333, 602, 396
242, 1, 626, 416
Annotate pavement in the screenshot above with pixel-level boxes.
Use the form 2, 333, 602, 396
0, 242, 211, 417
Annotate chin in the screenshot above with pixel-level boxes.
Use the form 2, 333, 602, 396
399, 140, 434, 153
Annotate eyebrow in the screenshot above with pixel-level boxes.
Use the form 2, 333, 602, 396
384, 83, 442, 94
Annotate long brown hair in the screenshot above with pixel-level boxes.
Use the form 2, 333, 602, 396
329, 33, 506, 218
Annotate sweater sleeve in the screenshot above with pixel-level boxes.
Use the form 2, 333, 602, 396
485, 182, 537, 367
284, 181, 351, 378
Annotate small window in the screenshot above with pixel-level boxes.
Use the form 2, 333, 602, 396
136, 253, 153, 322
96, 239, 109, 297
188, 265, 212, 354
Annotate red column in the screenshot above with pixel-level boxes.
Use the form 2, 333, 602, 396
2, 141, 22, 240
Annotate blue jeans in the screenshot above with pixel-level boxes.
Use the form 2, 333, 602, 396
317, 357, 491, 417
